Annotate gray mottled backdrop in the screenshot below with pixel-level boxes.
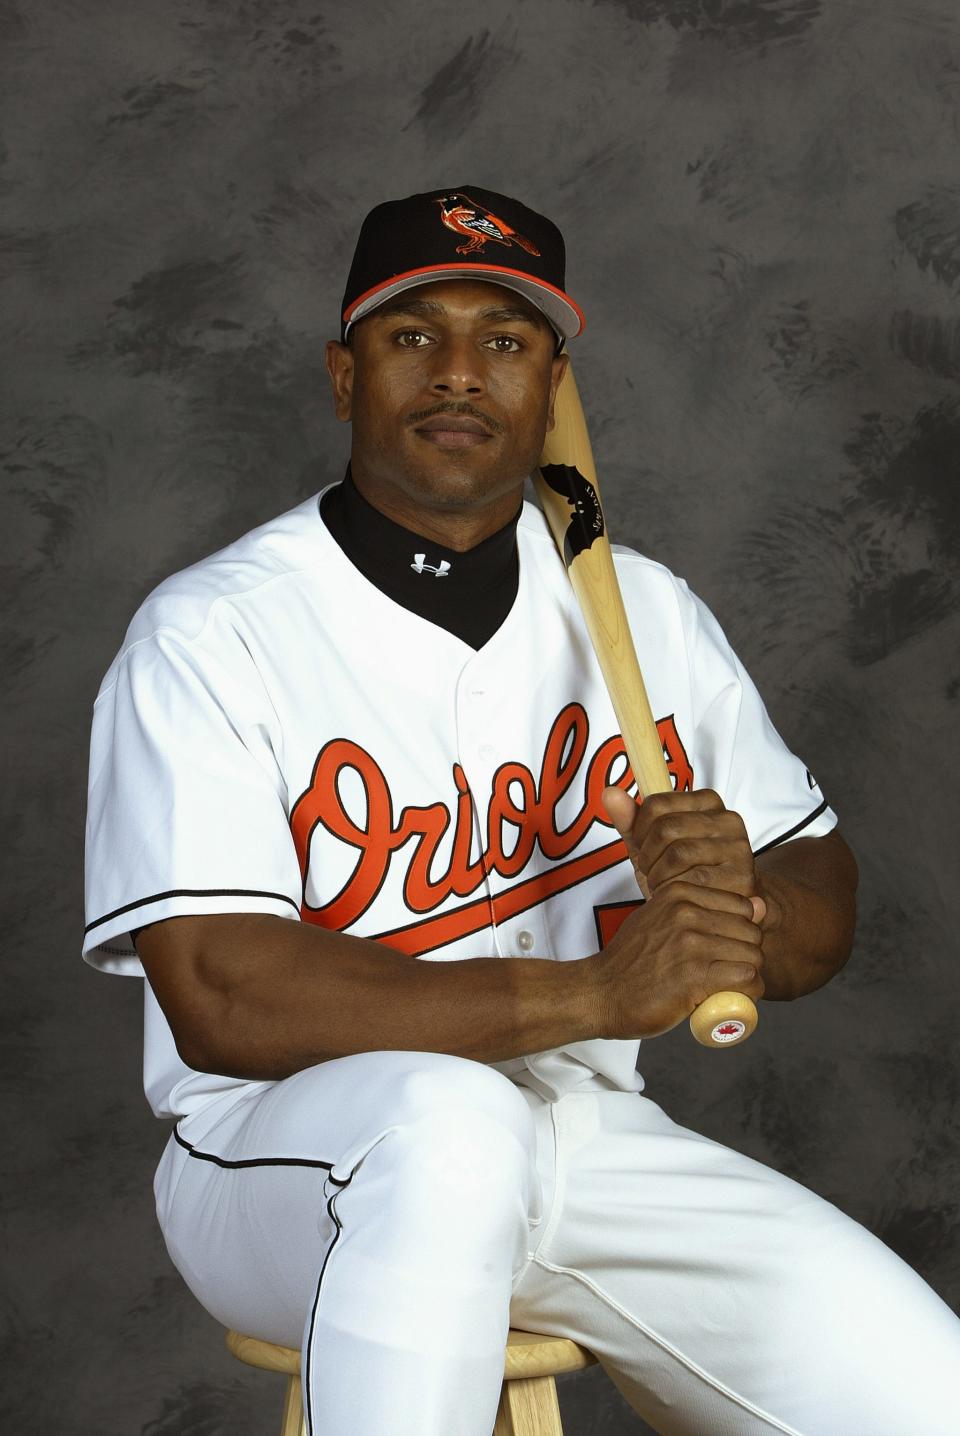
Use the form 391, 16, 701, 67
3, 1, 958, 1431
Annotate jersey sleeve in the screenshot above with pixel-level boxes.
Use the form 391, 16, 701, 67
83, 627, 303, 975
676, 577, 837, 852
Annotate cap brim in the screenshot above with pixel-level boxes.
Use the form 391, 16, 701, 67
343, 264, 584, 340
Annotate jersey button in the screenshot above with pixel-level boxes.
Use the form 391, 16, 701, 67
479, 744, 496, 762
517, 930, 534, 952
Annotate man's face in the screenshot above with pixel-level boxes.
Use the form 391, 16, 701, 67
325, 278, 568, 531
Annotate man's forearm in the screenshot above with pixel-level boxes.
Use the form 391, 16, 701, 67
145, 913, 602, 1081
755, 829, 858, 1001
141, 828, 857, 1079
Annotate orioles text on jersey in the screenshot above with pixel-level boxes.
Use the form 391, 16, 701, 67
290, 702, 693, 956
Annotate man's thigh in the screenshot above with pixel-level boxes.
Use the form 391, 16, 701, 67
509, 1090, 960, 1436
155, 1050, 543, 1349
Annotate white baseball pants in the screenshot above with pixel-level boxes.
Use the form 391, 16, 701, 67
154, 1050, 960, 1435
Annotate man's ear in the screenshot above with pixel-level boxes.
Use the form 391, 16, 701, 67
545, 350, 569, 433
325, 339, 354, 423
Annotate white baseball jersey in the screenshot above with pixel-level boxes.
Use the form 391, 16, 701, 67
83, 482, 836, 1129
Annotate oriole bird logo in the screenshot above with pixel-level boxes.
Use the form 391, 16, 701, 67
435, 193, 541, 257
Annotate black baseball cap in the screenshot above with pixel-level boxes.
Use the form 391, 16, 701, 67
340, 186, 584, 344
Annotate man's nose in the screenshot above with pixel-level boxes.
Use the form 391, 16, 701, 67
428, 337, 485, 396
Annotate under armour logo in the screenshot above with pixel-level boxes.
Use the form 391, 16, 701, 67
411, 553, 451, 577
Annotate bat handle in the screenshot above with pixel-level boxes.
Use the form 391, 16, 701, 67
614, 738, 760, 1049
689, 990, 758, 1047
618, 736, 760, 1049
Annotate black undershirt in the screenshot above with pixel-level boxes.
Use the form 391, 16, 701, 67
319, 464, 522, 650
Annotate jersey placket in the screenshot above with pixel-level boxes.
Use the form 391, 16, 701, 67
454, 652, 544, 968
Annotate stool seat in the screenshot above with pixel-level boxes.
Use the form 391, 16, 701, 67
226, 1324, 598, 1434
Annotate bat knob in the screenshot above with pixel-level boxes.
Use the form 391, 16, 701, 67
689, 992, 758, 1048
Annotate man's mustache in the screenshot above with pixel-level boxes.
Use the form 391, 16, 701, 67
406, 401, 505, 435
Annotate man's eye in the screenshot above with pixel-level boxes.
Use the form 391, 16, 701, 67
396, 330, 431, 347
487, 335, 521, 353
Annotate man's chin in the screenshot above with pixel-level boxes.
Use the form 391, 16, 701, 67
394, 456, 521, 509
411, 474, 525, 511
352, 443, 532, 515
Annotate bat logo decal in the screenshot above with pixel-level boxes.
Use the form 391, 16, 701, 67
539, 464, 606, 567
712, 1020, 747, 1043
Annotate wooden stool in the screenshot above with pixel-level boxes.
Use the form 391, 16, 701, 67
226, 1325, 598, 1435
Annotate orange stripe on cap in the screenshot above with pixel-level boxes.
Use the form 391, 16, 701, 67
342, 263, 586, 337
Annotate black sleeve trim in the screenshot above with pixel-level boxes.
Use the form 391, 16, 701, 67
753, 798, 830, 856
85, 887, 301, 936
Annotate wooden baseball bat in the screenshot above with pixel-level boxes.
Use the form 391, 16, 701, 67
534, 361, 758, 1049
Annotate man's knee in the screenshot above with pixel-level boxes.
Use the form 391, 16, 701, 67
391, 1053, 536, 1148
337, 1055, 539, 1229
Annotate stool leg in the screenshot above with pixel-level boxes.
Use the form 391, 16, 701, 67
279, 1373, 306, 1436
493, 1374, 564, 1436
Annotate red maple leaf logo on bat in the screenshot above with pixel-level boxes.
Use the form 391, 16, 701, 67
435, 192, 541, 257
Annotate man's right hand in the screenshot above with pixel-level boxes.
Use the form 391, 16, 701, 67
591, 882, 765, 1041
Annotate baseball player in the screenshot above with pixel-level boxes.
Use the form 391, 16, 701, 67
83, 187, 960, 1435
